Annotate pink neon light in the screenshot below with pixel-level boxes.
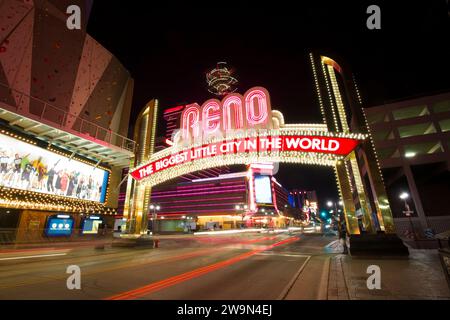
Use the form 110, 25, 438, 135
158, 202, 244, 210
272, 180, 279, 213
164, 105, 184, 114
182, 103, 200, 141
157, 208, 239, 214
155, 196, 243, 205
245, 89, 268, 125
152, 184, 245, 195
202, 100, 221, 135
222, 94, 244, 131
177, 87, 273, 142
151, 188, 246, 198
174, 183, 216, 189
217, 181, 246, 186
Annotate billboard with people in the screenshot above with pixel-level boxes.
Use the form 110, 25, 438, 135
0, 133, 109, 203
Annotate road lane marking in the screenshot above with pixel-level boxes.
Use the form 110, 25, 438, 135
325, 240, 340, 248
277, 255, 311, 300
0, 253, 67, 261
106, 236, 299, 300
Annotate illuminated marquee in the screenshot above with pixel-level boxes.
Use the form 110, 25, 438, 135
131, 135, 359, 181
130, 87, 366, 186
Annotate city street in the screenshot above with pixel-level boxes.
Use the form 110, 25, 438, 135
0, 232, 338, 300
0, 1, 449, 313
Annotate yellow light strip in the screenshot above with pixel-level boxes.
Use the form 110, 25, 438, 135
327, 65, 350, 132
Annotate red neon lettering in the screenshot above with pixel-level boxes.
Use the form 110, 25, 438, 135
182, 103, 200, 141
223, 94, 244, 131
202, 99, 221, 135
245, 89, 268, 126
180, 87, 272, 141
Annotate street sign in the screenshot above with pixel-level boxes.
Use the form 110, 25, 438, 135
403, 210, 413, 217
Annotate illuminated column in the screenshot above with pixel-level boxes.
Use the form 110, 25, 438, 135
123, 99, 158, 235
347, 152, 375, 233
310, 52, 360, 234
334, 161, 360, 234
352, 78, 396, 234
309, 52, 394, 234
122, 158, 136, 233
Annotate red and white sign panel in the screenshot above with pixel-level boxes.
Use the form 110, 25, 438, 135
130, 135, 359, 181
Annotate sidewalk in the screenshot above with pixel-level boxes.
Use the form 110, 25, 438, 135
328, 248, 450, 299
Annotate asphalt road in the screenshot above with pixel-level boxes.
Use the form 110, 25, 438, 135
0, 232, 339, 300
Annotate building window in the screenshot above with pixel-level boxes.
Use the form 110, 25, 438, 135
438, 119, 450, 132
365, 111, 389, 125
392, 105, 429, 121
398, 122, 436, 138
403, 141, 443, 158
432, 100, 450, 114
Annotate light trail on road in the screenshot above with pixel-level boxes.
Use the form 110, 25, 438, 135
106, 236, 299, 300
0, 253, 67, 261
0, 235, 283, 291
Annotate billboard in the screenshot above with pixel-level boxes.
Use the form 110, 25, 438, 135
45, 215, 74, 236
254, 175, 273, 204
0, 133, 109, 203
82, 216, 103, 234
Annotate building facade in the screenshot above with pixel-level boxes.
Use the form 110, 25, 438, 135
149, 166, 295, 233
0, 0, 135, 243
364, 92, 450, 236
290, 189, 319, 222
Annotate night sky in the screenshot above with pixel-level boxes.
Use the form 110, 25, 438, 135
87, 1, 450, 204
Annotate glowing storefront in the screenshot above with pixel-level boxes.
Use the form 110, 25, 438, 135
0, 0, 135, 243
148, 165, 294, 233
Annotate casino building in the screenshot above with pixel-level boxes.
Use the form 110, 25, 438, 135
290, 189, 319, 222
149, 164, 296, 233
0, 0, 135, 243
148, 102, 296, 233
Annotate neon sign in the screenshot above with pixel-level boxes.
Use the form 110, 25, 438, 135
181, 87, 272, 141
130, 135, 359, 181
129, 86, 366, 186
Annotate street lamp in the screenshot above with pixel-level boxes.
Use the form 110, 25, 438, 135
328, 199, 347, 253
235, 204, 248, 228
148, 203, 161, 235
399, 192, 416, 241
326, 200, 343, 221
